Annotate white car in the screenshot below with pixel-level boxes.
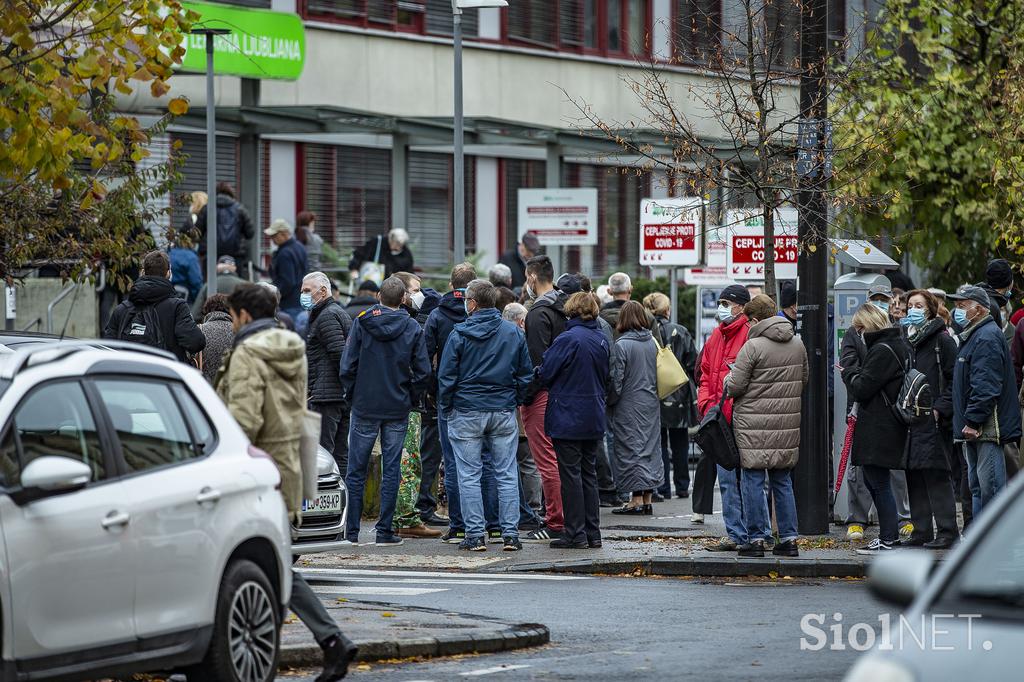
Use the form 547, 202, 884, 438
292, 447, 348, 557
0, 342, 292, 682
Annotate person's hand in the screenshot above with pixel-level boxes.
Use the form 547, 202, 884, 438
349, 270, 359, 281
962, 425, 981, 441
933, 409, 940, 422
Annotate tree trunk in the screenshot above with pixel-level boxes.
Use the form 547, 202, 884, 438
763, 205, 777, 302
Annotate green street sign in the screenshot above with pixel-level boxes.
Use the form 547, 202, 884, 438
177, 1, 306, 81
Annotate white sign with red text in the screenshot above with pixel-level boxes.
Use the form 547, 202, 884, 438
639, 197, 703, 266
518, 188, 598, 246
725, 208, 799, 281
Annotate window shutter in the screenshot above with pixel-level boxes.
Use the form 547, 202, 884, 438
307, 0, 366, 19
336, 146, 391, 261
425, 0, 477, 36
409, 152, 475, 270
170, 132, 238, 233
501, 159, 545, 252
368, 0, 397, 23
559, 0, 582, 47
508, 1, 557, 48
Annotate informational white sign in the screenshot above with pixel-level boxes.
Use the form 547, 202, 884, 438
639, 197, 702, 266
518, 188, 598, 246
4, 286, 14, 320
725, 208, 799, 281
683, 223, 730, 286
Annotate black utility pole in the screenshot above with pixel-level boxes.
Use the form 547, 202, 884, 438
794, 0, 830, 534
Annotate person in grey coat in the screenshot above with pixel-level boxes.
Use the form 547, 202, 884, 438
607, 301, 662, 515
197, 294, 235, 384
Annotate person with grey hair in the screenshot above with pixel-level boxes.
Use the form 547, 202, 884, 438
302, 271, 354, 473
489, 263, 513, 288
502, 302, 528, 326
348, 227, 415, 281
600, 272, 634, 335
438, 279, 533, 551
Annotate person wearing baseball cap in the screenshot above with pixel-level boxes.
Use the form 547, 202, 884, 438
498, 232, 542, 290
265, 218, 307, 319
867, 283, 893, 315
948, 284, 1022, 516
695, 283, 751, 549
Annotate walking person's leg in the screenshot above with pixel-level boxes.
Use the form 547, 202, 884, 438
438, 411, 465, 536
484, 410, 521, 541
343, 415, 377, 542
289, 572, 358, 682
521, 393, 564, 534
375, 418, 410, 540
416, 409, 444, 523
670, 428, 690, 497
448, 411, 487, 543
861, 465, 898, 544
554, 438, 585, 546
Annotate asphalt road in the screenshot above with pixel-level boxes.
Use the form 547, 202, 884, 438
279, 571, 893, 681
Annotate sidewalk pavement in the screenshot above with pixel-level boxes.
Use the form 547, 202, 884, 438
280, 599, 548, 668
301, 494, 917, 579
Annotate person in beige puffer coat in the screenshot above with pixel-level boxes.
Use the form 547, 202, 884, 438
724, 294, 808, 558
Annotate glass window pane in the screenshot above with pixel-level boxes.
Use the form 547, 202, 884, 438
12, 382, 104, 484
628, 0, 645, 54
608, 0, 622, 52
172, 384, 216, 455
584, 0, 599, 48
96, 380, 195, 473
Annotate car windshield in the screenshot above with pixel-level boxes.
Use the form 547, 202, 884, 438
936, 486, 1024, 620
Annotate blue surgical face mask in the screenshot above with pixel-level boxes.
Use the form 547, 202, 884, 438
716, 304, 735, 323
299, 292, 314, 310
872, 300, 890, 313
902, 308, 926, 327
953, 308, 969, 327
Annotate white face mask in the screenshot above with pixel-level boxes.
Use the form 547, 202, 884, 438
716, 304, 735, 323
410, 290, 425, 310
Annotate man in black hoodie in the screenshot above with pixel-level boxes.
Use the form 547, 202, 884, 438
103, 250, 206, 362
194, 182, 256, 266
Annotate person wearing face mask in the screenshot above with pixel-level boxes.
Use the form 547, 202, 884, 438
695, 284, 751, 549
900, 290, 959, 549
302, 271, 354, 475
948, 285, 1022, 516
867, 283, 893, 320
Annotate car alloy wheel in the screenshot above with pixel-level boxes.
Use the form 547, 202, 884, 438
228, 581, 277, 682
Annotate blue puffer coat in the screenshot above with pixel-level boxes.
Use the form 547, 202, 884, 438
953, 315, 1022, 444
537, 318, 610, 440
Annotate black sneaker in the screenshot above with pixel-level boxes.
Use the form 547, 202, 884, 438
737, 540, 765, 557
856, 539, 894, 555
420, 512, 450, 527
375, 533, 404, 546
773, 539, 799, 557
549, 537, 589, 549
487, 529, 504, 544
316, 633, 359, 682
503, 536, 522, 551
440, 528, 466, 544
458, 536, 487, 552
521, 527, 554, 543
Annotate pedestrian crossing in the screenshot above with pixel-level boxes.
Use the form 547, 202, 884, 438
301, 567, 591, 598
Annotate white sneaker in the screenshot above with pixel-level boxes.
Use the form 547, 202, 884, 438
855, 538, 894, 555
691, 513, 704, 524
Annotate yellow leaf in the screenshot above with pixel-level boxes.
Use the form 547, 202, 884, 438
168, 97, 189, 116
808, 244, 817, 253
381, 612, 396, 618
864, 247, 872, 254
335, 598, 348, 603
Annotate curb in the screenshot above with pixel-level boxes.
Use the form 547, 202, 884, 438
498, 556, 867, 579
279, 623, 550, 667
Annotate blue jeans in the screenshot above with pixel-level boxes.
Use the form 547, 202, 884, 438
862, 464, 899, 543
345, 414, 408, 540
717, 464, 746, 544
447, 409, 520, 539
740, 468, 798, 543
964, 441, 1007, 518
439, 412, 500, 532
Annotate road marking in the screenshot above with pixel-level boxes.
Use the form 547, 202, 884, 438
312, 576, 516, 586
313, 586, 448, 596
459, 664, 531, 676
301, 567, 591, 581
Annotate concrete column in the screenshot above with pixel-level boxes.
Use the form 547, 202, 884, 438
475, 156, 499, 267
239, 78, 261, 273
391, 133, 408, 231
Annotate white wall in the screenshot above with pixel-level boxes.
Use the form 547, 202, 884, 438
269, 140, 296, 224
475, 156, 499, 267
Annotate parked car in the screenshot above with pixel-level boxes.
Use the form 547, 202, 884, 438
844, 472, 1024, 681
0, 342, 292, 682
292, 446, 348, 557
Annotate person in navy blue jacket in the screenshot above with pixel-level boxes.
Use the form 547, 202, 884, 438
948, 285, 1022, 516
437, 279, 533, 552
266, 218, 308, 320
537, 292, 610, 549
339, 276, 430, 545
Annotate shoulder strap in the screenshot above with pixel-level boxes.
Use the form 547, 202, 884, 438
935, 337, 945, 394
879, 342, 907, 372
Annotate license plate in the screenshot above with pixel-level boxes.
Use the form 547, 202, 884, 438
302, 491, 342, 515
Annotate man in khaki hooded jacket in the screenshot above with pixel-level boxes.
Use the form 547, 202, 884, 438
217, 284, 358, 681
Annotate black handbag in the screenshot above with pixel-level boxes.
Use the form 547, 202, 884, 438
694, 389, 740, 471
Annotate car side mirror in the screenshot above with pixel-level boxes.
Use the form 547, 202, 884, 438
867, 550, 934, 608
10, 456, 92, 506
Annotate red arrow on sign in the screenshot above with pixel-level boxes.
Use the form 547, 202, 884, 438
732, 267, 739, 274
744, 266, 751, 274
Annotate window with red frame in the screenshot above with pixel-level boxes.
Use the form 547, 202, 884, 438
509, 1, 649, 57
303, 1, 479, 37
674, 0, 720, 63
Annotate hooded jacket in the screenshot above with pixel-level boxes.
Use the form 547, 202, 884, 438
537, 318, 610, 440
424, 290, 468, 398
524, 288, 568, 403
306, 298, 352, 403
102, 275, 206, 362
599, 299, 628, 338
724, 316, 808, 469
169, 247, 202, 303
843, 326, 909, 469
953, 315, 1023, 444
270, 237, 307, 312
215, 322, 306, 519
344, 295, 379, 320
437, 308, 533, 414
696, 313, 749, 422
339, 305, 430, 421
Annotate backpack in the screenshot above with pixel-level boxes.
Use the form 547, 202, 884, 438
215, 200, 241, 257
879, 343, 933, 426
116, 302, 166, 350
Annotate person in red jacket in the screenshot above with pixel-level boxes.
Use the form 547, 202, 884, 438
697, 284, 751, 551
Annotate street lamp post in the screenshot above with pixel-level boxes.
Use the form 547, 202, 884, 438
191, 27, 230, 294
452, 0, 506, 265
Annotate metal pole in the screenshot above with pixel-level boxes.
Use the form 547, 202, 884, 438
670, 267, 678, 324
205, 33, 218, 294
794, 0, 830, 535
452, 8, 465, 266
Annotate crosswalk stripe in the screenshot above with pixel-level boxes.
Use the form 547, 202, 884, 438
460, 664, 531, 676
300, 567, 591, 581
308, 576, 516, 586
313, 585, 448, 596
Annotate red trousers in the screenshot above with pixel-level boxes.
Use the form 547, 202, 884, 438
521, 391, 563, 532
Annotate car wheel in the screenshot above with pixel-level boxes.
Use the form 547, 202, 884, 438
189, 559, 280, 682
